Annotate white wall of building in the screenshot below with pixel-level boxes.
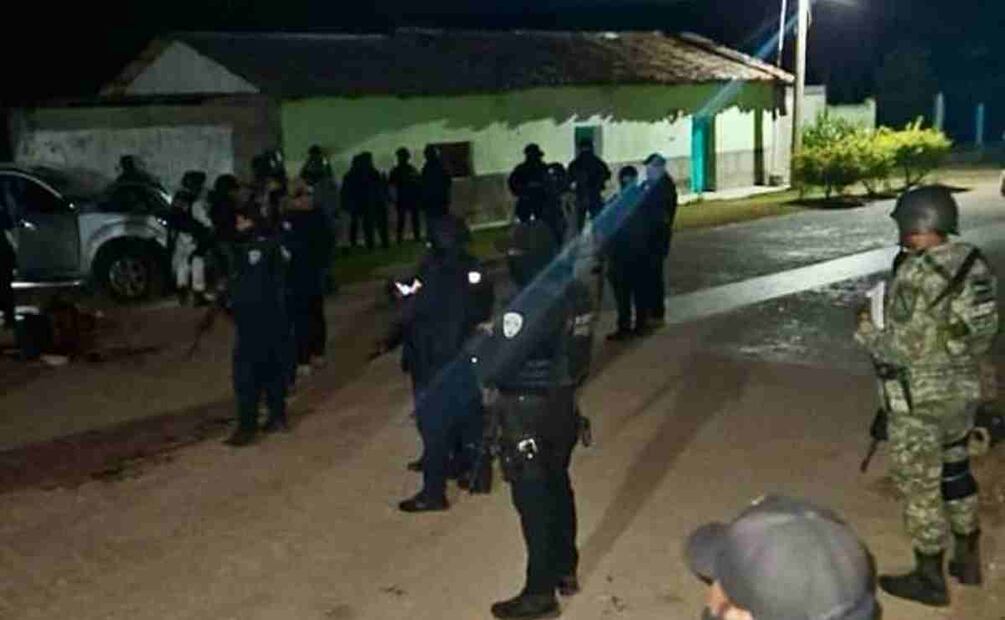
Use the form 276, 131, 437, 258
281, 83, 781, 179
15, 125, 235, 192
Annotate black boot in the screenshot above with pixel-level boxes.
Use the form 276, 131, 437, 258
879, 550, 949, 607
556, 575, 580, 597
468, 459, 493, 494
490, 592, 560, 619
398, 492, 449, 513
406, 458, 423, 472
948, 531, 982, 586
223, 428, 257, 447
605, 328, 634, 342
261, 416, 289, 434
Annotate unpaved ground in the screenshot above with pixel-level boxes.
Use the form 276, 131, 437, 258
0, 281, 391, 490
0, 170, 1001, 618
0, 303, 1002, 620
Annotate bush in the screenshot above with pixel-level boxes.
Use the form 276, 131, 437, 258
793, 115, 952, 197
794, 114, 869, 199
886, 119, 952, 188
859, 128, 897, 196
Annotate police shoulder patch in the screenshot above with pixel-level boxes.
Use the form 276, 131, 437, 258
502, 312, 524, 339
248, 249, 262, 265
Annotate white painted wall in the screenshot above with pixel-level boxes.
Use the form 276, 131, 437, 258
15, 126, 235, 192
127, 42, 259, 96
715, 107, 760, 152
281, 84, 781, 178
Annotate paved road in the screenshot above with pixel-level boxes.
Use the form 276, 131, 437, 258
668, 180, 1005, 294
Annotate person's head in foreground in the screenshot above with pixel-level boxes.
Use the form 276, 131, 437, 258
685, 495, 880, 620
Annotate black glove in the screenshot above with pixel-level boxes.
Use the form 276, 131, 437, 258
870, 407, 889, 442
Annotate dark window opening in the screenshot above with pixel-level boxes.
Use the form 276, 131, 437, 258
574, 126, 603, 156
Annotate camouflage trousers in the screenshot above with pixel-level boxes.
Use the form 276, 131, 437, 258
889, 402, 980, 554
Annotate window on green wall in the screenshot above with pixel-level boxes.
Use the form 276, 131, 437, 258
432, 141, 473, 178
574, 126, 603, 156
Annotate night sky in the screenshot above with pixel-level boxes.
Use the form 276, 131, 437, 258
2, 0, 1001, 107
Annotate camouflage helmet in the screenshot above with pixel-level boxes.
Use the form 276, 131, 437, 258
891, 185, 959, 235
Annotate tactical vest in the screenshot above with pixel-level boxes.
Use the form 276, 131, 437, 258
883, 242, 998, 406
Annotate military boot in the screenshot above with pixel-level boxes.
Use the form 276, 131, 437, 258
490, 592, 560, 619
948, 531, 983, 586
223, 428, 257, 447
879, 550, 949, 607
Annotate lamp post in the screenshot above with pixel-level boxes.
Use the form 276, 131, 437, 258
792, 0, 809, 157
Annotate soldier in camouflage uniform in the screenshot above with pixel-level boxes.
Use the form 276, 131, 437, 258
855, 185, 998, 607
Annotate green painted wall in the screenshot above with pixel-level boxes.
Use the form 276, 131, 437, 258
280, 82, 778, 177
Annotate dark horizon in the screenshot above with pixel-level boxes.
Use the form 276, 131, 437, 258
2, 0, 1002, 152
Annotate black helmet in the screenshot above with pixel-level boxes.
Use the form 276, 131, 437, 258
891, 185, 959, 235
181, 170, 207, 194
120, 155, 139, 172
618, 165, 639, 182
308, 144, 324, 157
507, 219, 559, 287
213, 174, 240, 195
428, 215, 471, 256
524, 143, 544, 159
395, 147, 411, 161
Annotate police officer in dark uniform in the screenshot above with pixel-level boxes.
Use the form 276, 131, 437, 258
252, 149, 288, 232
420, 145, 453, 225
378, 216, 494, 512
222, 199, 291, 447
388, 147, 423, 244
471, 219, 595, 619
567, 139, 611, 230
638, 154, 679, 326
116, 155, 165, 192
300, 144, 334, 187
341, 152, 390, 250
509, 144, 552, 225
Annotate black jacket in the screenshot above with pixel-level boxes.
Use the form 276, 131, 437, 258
340, 165, 386, 216
508, 160, 551, 221
639, 175, 678, 256
388, 163, 422, 208
568, 152, 611, 217
472, 275, 593, 393
282, 209, 333, 298
228, 231, 289, 353
420, 161, 452, 217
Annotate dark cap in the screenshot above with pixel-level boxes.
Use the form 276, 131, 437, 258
524, 143, 544, 158
685, 496, 878, 620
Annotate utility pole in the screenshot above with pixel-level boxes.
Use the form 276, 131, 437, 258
792, 0, 809, 156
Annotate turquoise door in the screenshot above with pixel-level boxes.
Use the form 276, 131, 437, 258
691, 116, 710, 193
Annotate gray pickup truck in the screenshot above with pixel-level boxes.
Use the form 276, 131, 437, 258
0, 164, 171, 301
